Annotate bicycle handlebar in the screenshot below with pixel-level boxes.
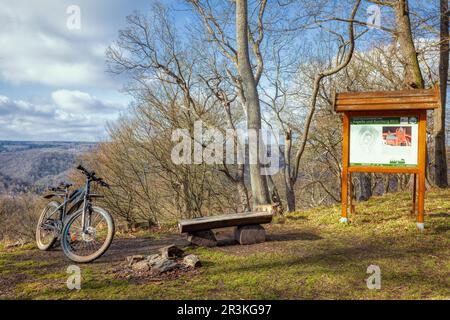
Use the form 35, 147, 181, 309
76, 164, 94, 176
96, 178, 110, 188
76, 165, 110, 188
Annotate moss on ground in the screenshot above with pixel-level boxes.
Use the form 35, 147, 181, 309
1, 189, 449, 299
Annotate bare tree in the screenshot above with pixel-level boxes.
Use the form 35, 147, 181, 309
333, 0, 425, 88
103, 4, 245, 222
189, 0, 271, 206
393, 0, 425, 88
265, 0, 362, 212
433, 0, 449, 187
236, 0, 271, 205
200, 72, 250, 211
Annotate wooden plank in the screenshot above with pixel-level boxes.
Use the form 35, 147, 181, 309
348, 166, 419, 174
341, 113, 350, 219
178, 212, 273, 233
346, 109, 422, 117
417, 110, 427, 224
334, 86, 440, 112
337, 86, 438, 99
411, 173, 417, 215
338, 91, 436, 99
335, 102, 438, 112
336, 97, 438, 105
349, 172, 355, 214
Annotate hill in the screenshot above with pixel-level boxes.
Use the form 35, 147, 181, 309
0, 141, 96, 193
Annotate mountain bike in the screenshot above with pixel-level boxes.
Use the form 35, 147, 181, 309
35, 165, 115, 263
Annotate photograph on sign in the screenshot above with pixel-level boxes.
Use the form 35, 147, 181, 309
349, 116, 418, 167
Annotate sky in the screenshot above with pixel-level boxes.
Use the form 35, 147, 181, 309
0, 0, 366, 142
0, 0, 183, 142
0, 0, 444, 142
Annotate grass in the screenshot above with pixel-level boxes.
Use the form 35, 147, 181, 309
1, 188, 449, 300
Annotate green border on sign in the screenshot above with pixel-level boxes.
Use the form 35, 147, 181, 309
350, 162, 417, 167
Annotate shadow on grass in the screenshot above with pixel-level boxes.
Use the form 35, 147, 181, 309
205, 233, 447, 279
215, 229, 323, 247
198, 242, 450, 299
433, 225, 450, 232
427, 212, 450, 218
285, 215, 308, 221
267, 231, 322, 242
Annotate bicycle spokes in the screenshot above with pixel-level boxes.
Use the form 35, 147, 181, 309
65, 209, 111, 258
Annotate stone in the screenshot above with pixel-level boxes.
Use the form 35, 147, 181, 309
152, 259, 178, 274
234, 224, 266, 245
159, 244, 184, 259
183, 254, 201, 268
146, 254, 161, 265
126, 255, 145, 267
131, 260, 150, 272
187, 230, 217, 247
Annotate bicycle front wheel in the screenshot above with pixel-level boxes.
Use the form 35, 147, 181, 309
61, 206, 114, 263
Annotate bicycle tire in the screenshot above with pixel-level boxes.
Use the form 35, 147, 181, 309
36, 201, 61, 251
61, 206, 115, 263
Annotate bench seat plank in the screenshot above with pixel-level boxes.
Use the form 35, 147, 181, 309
178, 212, 273, 233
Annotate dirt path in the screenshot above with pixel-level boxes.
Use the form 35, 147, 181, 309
11, 227, 307, 266
23, 233, 190, 265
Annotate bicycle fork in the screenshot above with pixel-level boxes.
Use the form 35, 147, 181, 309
81, 178, 91, 233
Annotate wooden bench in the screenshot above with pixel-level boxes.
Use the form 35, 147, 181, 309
178, 206, 274, 247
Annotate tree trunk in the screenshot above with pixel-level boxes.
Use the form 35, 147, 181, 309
236, 0, 270, 206
434, 0, 449, 187
283, 130, 296, 212
236, 179, 251, 212
394, 0, 424, 89
357, 173, 372, 201
393, 0, 426, 192
285, 179, 296, 212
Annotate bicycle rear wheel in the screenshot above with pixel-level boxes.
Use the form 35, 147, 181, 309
36, 201, 61, 251
61, 206, 114, 263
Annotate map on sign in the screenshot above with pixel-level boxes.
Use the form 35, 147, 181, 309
349, 116, 419, 167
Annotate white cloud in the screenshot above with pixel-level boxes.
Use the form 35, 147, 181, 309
0, 1, 139, 140
0, 1, 160, 140
51, 90, 122, 113
0, 1, 116, 88
0, 91, 125, 141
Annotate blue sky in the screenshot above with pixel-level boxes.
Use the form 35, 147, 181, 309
0, 0, 444, 141
0, 0, 186, 141
0, 0, 366, 142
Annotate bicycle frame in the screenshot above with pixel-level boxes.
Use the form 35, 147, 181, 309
43, 178, 93, 233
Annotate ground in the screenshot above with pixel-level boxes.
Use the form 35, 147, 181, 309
0, 189, 449, 300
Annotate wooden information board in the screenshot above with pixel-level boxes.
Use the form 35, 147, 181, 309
334, 85, 440, 230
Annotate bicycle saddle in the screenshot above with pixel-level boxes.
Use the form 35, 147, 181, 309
59, 182, 73, 188
49, 182, 72, 192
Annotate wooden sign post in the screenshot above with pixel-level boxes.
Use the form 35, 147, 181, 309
334, 86, 441, 230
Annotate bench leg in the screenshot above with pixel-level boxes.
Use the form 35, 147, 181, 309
187, 230, 217, 247
235, 225, 266, 245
